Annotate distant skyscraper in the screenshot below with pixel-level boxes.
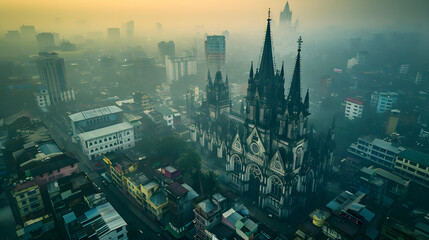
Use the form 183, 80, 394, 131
123, 21, 134, 39
156, 22, 162, 32
5, 31, 20, 42
356, 51, 368, 65
158, 41, 176, 63
165, 56, 197, 83
279, 1, 293, 30
107, 28, 120, 41
36, 52, 75, 104
205, 35, 226, 74
20, 25, 36, 41
36, 33, 56, 51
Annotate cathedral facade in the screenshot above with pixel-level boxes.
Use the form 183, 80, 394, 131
190, 13, 335, 218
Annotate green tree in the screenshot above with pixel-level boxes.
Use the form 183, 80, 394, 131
200, 171, 218, 197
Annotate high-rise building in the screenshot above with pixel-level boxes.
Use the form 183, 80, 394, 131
36, 33, 56, 51
190, 11, 335, 218
205, 35, 226, 74
165, 56, 197, 83
370, 91, 398, 113
5, 30, 20, 42
36, 52, 75, 104
20, 25, 36, 41
123, 21, 134, 39
107, 28, 120, 41
345, 97, 364, 120
158, 41, 176, 63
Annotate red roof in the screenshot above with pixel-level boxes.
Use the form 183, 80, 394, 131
166, 181, 188, 198
345, 97, 364, 106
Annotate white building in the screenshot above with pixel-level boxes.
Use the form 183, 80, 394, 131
78, 122, 135, 159
35, 87, 51, 110
165, 56, 197, 83
347, 136, 405, 170
63, 202, 128, 240
345, 97, 364, 120
157, 107, 181, 127
347, 58, 358, 70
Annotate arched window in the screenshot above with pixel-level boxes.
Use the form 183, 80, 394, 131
233, 156, 241, 172
270, 177, 283, 199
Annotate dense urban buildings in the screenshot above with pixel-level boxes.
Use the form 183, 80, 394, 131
1, 1, 428, 239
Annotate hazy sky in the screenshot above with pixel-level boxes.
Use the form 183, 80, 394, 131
1, 0, 428, 36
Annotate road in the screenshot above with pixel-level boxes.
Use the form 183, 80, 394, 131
39, 113, 164, 240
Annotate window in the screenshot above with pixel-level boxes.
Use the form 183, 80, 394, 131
127, 131, 130, 135
104, 138, 107, 142
21, 200, 27, 205
27, 189, 37, 196
116, 227, 123, 233
30, 203, 40, 209
29, 197, 38, 202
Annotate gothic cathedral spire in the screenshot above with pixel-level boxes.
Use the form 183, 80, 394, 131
287, 36, 303, 115
258, 9, 275, 82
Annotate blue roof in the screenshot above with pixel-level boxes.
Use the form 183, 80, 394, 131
39, 142, 62, 155
359, 208, 375, 222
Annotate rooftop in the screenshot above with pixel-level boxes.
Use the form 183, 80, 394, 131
398, 149, 429, 167
149, 192, 167, 207
197, 199, 218, 214
78, 122, 133, 141
69, 106, 123, 122
166, 181, 188, 198
29, 154, 78, 177
126, 171, 149, 186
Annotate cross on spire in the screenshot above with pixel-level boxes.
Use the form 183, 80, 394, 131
268, 8, 271, 21
297, 36, 303, 51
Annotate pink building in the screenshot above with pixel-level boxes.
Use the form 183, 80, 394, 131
29, 155, 79, 186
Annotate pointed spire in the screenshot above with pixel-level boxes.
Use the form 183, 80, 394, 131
287, 36, 303, 113
249, 62, 254, 78
285, 1, 290, 11
225, 74, 229, 85
280, 61, 284, 78
258, 9, 275, 81
304, 89, 310, 113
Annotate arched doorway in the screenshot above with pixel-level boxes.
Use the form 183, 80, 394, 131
247, 164, 262, 199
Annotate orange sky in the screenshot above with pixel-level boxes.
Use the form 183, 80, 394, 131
1, 0, 428, 36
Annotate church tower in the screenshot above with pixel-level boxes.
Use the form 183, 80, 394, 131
207, 70, 230, 121
279, 1, 293, 29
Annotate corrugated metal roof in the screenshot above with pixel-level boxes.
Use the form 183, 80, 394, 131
69, 106, 123, 122
78, 122, 133, 141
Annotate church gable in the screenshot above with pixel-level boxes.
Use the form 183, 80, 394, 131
232, 132, 242, 152
270, 150, 285, 175
246, 127, 266, 157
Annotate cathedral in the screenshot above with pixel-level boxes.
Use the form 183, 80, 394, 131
190, 12, 335, 218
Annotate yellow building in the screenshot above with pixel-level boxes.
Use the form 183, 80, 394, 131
395, 149, 429, 188
12, 179, 45, 221
103, 154, 138, 190
103, 154, 168, 220
142, 180, 168, 220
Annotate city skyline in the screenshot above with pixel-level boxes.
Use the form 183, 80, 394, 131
1, 0, 428, 37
